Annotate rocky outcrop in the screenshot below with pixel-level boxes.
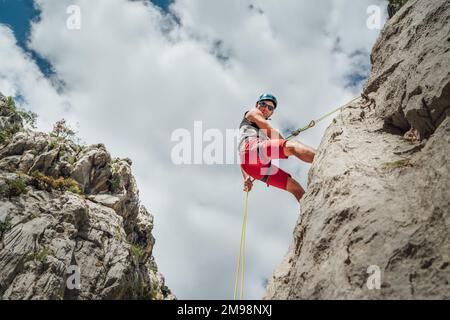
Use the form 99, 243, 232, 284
265, 0, 449, 299
388, 1, 408, 19
0, 92, 174, 300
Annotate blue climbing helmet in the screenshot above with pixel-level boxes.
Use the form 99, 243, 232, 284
257, 93, 278, 108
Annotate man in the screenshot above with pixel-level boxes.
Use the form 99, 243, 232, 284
238, 94, 316, 202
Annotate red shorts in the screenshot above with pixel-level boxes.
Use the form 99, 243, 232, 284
240, 138, 291, 191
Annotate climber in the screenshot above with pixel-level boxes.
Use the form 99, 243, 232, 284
238, 94, 316, 202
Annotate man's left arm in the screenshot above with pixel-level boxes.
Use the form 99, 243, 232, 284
249, 111, 286, 140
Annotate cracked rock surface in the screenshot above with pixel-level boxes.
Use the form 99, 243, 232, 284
265, 0, 450, 299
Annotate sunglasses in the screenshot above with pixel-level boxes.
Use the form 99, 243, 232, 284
259, 101, 276, 111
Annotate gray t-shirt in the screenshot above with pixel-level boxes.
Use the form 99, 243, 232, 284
238, 111, 268, 152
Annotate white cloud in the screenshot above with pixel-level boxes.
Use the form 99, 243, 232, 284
0, 0, 386, 299
0, 25, 68, 130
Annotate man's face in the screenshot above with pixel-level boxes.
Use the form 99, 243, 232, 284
257, 100, 276, 119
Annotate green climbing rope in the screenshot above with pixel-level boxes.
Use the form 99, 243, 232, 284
286, 96, 360, 140
234, 190, 250, 300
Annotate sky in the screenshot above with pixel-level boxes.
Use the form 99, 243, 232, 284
0, 0, 387, 299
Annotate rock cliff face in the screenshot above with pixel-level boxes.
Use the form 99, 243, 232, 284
265, 0, 450, 299
0, 94, 173, 299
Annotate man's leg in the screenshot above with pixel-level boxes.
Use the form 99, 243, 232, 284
283, 140, 316, 163
255, 139, 312, 202
286, 176, 305, 202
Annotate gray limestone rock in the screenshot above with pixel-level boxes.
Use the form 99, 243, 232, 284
265, 0, 450, 300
